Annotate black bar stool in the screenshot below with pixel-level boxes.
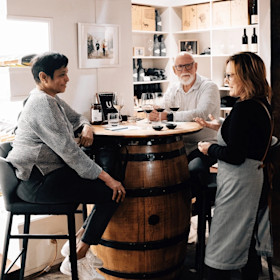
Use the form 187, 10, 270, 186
0, 142, 80, 280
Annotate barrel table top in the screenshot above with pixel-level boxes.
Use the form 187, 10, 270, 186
92, 121, 202, 139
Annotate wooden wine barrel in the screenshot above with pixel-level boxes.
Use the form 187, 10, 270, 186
94, 135, 191, 280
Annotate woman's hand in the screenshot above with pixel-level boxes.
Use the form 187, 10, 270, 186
79, 125, 94, 147
98, 170, 126, 203
194, 114, 221, 131
198, 141, 211, 155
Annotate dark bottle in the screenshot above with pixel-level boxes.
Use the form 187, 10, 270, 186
251, 0, 258, 25
90, 95, 102, 125
153, 34, 160, 56
133, 59, 137, 82
158, 35, 166, 56
154, 83, 162, 93
241, 28, 248, 52
251, 27, 258, 53
137, 59, 145, 81
155, 10, 162, 31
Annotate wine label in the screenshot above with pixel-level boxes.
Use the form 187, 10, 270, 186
241, 44, 248, 52
92, 109, 102, 122
251, 15, 258, 25
251, 43, 258, 53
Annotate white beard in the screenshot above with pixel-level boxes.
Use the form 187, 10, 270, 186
179, 73, 195, 86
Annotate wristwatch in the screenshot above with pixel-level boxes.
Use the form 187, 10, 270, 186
167, 112, 173, 122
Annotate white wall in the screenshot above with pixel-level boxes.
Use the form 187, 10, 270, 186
5, 0, 134, 118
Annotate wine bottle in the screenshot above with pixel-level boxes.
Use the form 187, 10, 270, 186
241, 28, 248, 52
90, 94, 102, 125
137, 59, 145, 81
133, 59, 137, 82
251, 27, 258, 53
251, 0, 258, 25
154, 83, 162, 93
158, 35, 166, 56
155, 10, 162, 32
153, 34, 160, 56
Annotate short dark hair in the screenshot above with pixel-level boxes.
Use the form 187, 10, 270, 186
31, 52, 68, 83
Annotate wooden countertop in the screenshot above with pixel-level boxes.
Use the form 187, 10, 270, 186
92, 121, 202, 139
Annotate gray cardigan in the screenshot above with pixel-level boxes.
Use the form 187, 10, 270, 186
7, 88, 102, 181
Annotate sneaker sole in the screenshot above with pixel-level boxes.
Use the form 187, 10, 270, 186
60, 265, 71, 276
61, 243, 103, 268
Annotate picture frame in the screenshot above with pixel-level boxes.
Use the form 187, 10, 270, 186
133, 47, 145, 56
179, 40, 199, 55
78, 23, 120, 68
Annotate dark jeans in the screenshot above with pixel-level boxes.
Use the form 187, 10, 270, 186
17, 166, 118, 245
187, 148, 217, 198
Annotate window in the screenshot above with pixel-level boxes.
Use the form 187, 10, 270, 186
0, 16, 51, 57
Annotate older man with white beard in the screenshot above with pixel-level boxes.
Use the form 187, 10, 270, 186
150, 51, 220, 205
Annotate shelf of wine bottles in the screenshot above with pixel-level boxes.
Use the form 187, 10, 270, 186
134, 83, 162, 100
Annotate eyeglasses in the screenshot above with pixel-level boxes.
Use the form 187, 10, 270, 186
225, 73, 236, 81
174, 62, 194, 71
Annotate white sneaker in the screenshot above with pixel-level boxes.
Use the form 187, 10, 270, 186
61, 241, 103, 268
60, 256, 105, 280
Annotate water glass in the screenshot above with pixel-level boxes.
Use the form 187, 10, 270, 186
108, 112, 119, 127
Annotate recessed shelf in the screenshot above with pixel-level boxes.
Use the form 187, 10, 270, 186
133, 80, 169, 85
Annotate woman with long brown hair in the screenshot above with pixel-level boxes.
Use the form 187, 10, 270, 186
196, 52, 273, 279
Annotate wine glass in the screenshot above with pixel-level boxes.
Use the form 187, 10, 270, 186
141, 92, 155, 124
113, 93, 124, 120
169, 91, 181, 113
154, 92, 165, 123
147, 39, 154, 56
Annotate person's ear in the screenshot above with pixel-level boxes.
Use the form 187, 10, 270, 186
194, 62, 198, 72
38, 72, 48, 84
172, 66, 176, 75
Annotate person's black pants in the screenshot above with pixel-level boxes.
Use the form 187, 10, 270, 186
187, 148, 217, 198
17, 165, 119, 245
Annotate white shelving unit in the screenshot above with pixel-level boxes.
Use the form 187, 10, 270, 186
132, 2, 170, 93
131, 0, 270, 101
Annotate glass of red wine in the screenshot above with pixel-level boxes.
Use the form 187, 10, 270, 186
169, 92, 181, 113
141, 92, 155, 124
155, 92, 165, 123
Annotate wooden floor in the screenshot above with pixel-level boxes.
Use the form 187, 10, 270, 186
20, 243, 280, 280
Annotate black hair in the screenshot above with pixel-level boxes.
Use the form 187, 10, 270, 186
31, 52, 68, 83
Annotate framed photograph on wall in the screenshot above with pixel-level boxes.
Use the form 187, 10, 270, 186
179, 40, 199, 55
78, 23, 120, 68
133, 47, 145, 56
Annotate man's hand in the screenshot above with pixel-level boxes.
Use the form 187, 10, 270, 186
149, 110, 168, 122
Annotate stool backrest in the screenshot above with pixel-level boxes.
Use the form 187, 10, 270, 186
0, 142, 20, 211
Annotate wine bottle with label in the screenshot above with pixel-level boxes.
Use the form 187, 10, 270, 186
153, 34, 160, 56
133, 59, 137, 82
91, 94, 102, 125
158, 35, 166, 56
251, 0, 258, 25
241, 28, 248, 52
137, 58, 145, 81
251, 27, 258, 53
155, 10, 162, 31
